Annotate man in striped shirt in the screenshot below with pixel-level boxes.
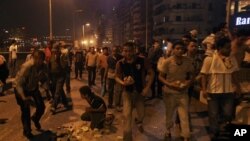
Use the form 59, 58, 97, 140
201, 37, 241, 140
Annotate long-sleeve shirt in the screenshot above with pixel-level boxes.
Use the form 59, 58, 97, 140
14, 59, 48, 95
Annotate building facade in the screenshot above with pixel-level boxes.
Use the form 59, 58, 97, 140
153, 0, 227, 40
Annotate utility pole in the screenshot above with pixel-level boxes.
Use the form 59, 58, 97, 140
49, 0, 53, 40
145, 0, 148, 51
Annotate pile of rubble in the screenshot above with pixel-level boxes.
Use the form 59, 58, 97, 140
54, 120, 123, 141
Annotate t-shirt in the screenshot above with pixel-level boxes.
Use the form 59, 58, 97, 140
116, 56, 150, 93
200, 53, 239, 94
9, 44, 17, 59
88, 95, 107, 111
161, 56, 194, 94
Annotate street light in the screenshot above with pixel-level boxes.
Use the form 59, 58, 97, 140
82, 23, 90, 38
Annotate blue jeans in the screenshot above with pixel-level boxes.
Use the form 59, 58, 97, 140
207, 93, 235, 135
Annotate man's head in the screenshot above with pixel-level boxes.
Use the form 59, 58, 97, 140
182, 34, 192, 46
187, 39, 198, 54
153, 40, 160, 48
111, 46, 119, 55
172, 41, 185, 57
30, 47, 35, 54
216, 37, 231, 57
190, 29, 198, 37
122, 42, 135, 60
33, 50, 45, 67
79, 85, 93, 99
0, 55, 5, 65
102, 47, 108, 55
11, 40, 17, 45
90, 47, 95, 53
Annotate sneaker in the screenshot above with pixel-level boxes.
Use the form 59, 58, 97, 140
31, 116, 41, 130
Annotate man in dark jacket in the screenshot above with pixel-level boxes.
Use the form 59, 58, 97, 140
0, 55, 9, 96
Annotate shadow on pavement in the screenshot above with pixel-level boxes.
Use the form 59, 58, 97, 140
0, 100, 7, 103
29, 130, 57, 141
53, 105, 73, 115
144, 130, 162, 141
0, 118, 8, 124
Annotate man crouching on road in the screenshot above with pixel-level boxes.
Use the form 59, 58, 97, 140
14, 50, 47, 139
79, 85, 107, 129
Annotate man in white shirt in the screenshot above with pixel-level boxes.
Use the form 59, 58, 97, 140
201, 37, 241, 140
9, 40, 18, 77
86, 47, 98, 87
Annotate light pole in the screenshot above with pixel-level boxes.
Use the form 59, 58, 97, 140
49, 0, 53, 40
73, 9, 83, 42
82, 23, 90, 38
145, 0, 148, 51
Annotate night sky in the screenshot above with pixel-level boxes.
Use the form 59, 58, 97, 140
0, 0, 117, 37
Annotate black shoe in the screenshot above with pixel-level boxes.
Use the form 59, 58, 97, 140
31, 116, 41, 130
23, 132, 34, 139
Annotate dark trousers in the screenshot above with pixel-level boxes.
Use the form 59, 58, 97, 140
51, 73, 68, 109
207, 93, 235, 135
100, 67, 107, 96
108, 78, 116, 106
65, 69, 71, 93
87, 66, 96, 86
9, 59, 16, 77
75, 62, 83, 79
14, 88, 45, 134
81, 111, 105, 129
150, 70, 162, 98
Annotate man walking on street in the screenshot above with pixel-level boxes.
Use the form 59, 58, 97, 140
115, 42, 154, 141
86, 47, 98, 87
14, 50, 47, 139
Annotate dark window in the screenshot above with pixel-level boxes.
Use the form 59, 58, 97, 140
208, 3, 213, 11
153, 0, 163, 5
154, 5, 166, 16
192, 3, 197, 9
176, 16, 181, 21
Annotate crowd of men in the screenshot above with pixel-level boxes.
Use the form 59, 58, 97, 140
0, 22, 250, 141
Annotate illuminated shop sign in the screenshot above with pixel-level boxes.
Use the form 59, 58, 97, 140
236, 17, 250, 25
231, 11, 250, 28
